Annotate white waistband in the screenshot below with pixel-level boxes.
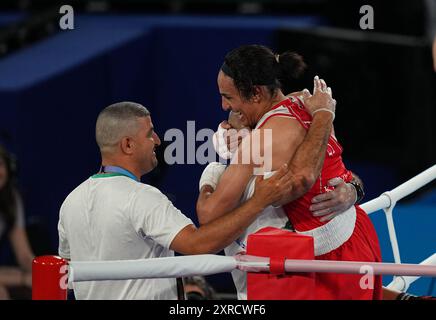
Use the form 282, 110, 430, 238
295, 206, 356, 256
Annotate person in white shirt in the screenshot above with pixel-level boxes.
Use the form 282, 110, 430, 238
59, 101, 325, 300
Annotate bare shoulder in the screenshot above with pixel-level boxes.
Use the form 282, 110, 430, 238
260, 116, 306, 139
255, 116, 306, 169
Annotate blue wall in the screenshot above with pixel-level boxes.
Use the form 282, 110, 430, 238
371, 199, 436, 295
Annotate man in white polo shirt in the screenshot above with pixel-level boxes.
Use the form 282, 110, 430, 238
58, 101, 332, 300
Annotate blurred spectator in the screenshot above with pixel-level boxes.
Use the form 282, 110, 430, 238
184, 276, 216, 300
0, 145, 34, 299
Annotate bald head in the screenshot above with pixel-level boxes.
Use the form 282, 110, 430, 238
96, 102, 150, 155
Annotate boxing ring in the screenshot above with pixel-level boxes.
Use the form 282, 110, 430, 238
32, 165, 436, 299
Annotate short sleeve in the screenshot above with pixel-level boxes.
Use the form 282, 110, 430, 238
129, 185, 193, 249
58, 204, 70, 259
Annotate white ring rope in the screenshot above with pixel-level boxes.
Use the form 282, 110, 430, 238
387, 253, 436, 292
69, 255, 236, 283
361, 164, 436, 214
67, 254, 436, 284
360, 164, 436, 282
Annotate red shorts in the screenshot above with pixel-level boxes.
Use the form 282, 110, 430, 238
314, 207, 383, 300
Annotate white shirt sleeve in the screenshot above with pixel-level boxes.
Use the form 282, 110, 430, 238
58, 203, 70, 260
129, 185, 193, 250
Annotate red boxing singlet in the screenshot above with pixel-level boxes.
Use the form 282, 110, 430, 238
258, 97, 383, 300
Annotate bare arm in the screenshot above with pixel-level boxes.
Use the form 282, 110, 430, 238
275, 112, 333, 205
0, 268, 24, 286
196, 112, 333, 221
0, 226, 33, 288
272, 77, 337, 205
172, 165, 293, 254
197, 76, 336, 221
9, 226, 34, 272
0, 266, 31, 287
196, 161, 253, 225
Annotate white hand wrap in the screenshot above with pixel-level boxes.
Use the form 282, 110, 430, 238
212, 124, 232, 159
199, 162, 227, 191
212, 123, 250, 160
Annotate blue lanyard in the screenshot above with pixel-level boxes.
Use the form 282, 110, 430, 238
100, 165, 139, 182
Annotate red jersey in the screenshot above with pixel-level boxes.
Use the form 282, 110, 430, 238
257, 97, 383, 300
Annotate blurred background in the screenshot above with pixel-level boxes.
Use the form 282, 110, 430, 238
0, 0, 434, 298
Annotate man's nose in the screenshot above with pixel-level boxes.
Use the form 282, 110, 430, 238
153, 132, 161, 146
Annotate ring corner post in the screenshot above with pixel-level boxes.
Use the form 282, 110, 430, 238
32, 255, 68, 300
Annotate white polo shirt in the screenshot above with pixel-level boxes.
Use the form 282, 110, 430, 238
58, 173, 193, 300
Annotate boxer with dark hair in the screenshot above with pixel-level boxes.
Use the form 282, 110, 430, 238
197, 44, 382, 300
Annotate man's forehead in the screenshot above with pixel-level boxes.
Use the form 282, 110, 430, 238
138, 115, 153, 128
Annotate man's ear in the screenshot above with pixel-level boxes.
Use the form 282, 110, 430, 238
120, 137, 134, 155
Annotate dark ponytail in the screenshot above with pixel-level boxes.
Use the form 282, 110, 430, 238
221, 45, 306, 100
276, 51, 307, 83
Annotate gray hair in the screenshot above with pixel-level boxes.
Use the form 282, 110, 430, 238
95, 101, 150, 154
